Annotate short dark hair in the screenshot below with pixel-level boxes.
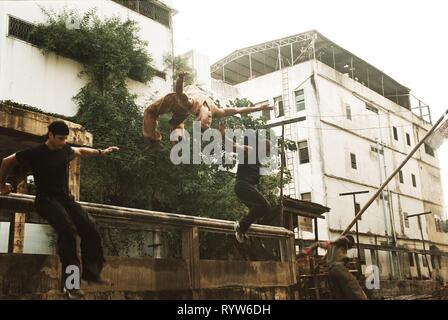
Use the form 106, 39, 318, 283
48, 121, 69, 136
345, 235, 355, 248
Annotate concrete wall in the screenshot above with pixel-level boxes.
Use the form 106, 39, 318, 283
0, 254, 295, 299
0, 0, 173, 116
180, 50, 212, 91
315, 61, 446, 245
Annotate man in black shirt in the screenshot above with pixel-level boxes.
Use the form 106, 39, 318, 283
219, 124, 273, 243
0, 121, 119, 299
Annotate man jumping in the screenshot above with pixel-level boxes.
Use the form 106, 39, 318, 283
142, 72, 273, 146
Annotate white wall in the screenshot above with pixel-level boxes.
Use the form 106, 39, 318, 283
0, 0, 173, 116
315, 61, 445, 244
181, 50, 212, 91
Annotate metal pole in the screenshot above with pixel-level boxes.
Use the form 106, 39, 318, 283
418, 216, 432, 278
408, 211, 432, 278
340, 190, 369, 275
313, 217, 320, 299
353, 194, 362, 275
341, 109, 448, 236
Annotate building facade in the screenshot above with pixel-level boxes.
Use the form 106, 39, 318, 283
209, 30, 448, 281
0, 0, 175, 116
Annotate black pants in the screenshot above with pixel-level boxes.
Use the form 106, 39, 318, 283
328, 264, 368, 300
234, 179, 272, 233
35, 195, 105, 284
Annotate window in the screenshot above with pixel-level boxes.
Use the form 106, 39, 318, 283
414, 253, 420, 268
411, 174, 416, 187
295, 89, 305, 112
299, 216, 313, 232
431, 255, 440, 269
301, 192, 312, 202
370, 146, 384, 155
408, 252, 415, 267
112, 0, 171, 28
346, 104, 352, 120
435, 218, 441, 232
298, 141, 310, 164
370, 249, 377, 265
404, 212, 409, 228
355, 202, 361, 220
299, 191, 313, 231
366, 103, 378, 114
393, 126, 398, 141
424, 143, 435, 157
406, 133, 411, 146
274, 96, 284, 117
399, 170, 404, 184
350, 153, 357, 170
422, 255, 428, 267
8, 16, 39, 45
359, 249, 366, 265
379, 192, 389, 201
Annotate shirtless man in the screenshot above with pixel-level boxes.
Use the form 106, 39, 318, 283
142, 72, 273, 146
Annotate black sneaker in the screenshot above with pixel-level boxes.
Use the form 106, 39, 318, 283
234, 221, 246, 244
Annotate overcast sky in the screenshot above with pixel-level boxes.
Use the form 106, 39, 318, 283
171, 0, 448, 212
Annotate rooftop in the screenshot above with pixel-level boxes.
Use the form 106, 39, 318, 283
211, 30, 413, 110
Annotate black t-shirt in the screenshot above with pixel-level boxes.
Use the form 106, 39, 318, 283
15, 144, 75, 197
236, 134, 261, 184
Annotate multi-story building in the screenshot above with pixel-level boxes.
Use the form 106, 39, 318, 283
209, 30, 448, 281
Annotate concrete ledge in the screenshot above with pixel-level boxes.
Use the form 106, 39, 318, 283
0, 254, 296, 300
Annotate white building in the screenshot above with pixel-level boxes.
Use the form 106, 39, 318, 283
0, 0, 176, 254
0, 0, 176, 116
207, 30, 448, 281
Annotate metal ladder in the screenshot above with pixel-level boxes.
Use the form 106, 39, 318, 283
279, 54, 297, 198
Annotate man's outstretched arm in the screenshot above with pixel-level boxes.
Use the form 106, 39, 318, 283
213, 103, 274, 118
72, 146, 120, 158
218, 123, 252, 155
301, 240, 332, 255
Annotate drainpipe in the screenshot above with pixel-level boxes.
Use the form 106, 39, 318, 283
376, 113, 395, 279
